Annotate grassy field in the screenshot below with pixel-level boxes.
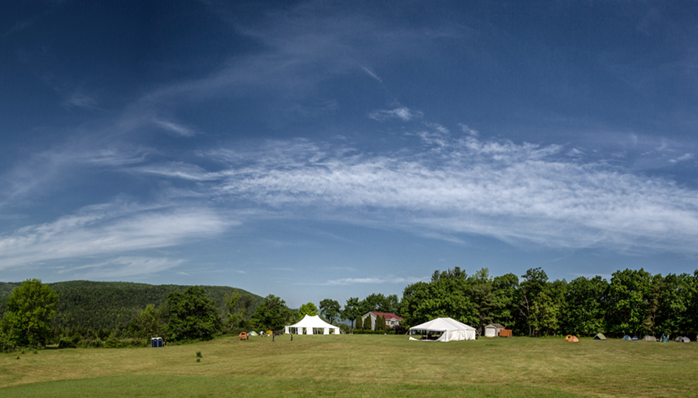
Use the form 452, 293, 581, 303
1, 334, 696, 397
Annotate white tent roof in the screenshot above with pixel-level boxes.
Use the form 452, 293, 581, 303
408, 317, 476, 342
409, 317, 476, 332
287, 315, 337, 329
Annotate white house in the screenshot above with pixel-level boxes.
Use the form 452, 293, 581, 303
361, 312, 403, 330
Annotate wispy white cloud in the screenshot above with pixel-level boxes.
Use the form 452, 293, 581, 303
325, 276, 427, 285
152, 118, 198, 137
458, 123, 479, 136
0, 201, 232, 270
60, 256, 183, 278
358, 64, 382, 82
425, 122, 449, 134
64, 91, 99, 110
669, 153, 694, 163
369, 107, 420, 122
175, 132, 698, 255
0, 143, 150, 207
136, 3, 455, 112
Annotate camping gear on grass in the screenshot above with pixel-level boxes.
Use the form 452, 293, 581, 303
408, 317, 476, 342
642, 336, 657, 342
567, 335, 579, 342
681, 336, 690, 343
622, 335, 631, 340
248, 331, 258, 336
238, 332, 247, 340
565, 335, 572, 341
593, 333, 606, 340
632, 336, 639, 341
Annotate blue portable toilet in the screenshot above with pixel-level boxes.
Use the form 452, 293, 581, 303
151, 337, 163, 347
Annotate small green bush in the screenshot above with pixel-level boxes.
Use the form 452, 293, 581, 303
0, 337, 14, 353
58, 338, 77, 349
104, 335, 125, 348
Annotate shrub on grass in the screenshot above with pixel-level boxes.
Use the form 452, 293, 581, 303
0, 336, 13, 353
104, 334, 125, 348
58, 338, 77, 349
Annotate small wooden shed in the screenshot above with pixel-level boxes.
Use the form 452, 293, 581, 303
484, 323, 506, 337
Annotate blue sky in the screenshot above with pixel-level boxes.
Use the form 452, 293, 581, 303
2, 0, 698, 308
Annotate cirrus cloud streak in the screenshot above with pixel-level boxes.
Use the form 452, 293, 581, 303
189, 133, 698, 254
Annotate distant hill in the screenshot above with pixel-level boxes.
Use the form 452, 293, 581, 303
0, 280, 263, 331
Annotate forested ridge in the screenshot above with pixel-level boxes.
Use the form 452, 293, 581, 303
0, 280, 263, 331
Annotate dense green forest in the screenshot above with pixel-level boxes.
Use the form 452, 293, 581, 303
0, 280, 263, 331
329, 267, 698, 339
395, 267, 698, 338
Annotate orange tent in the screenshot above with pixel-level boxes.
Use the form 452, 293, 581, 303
567, 335, 579, 342
238, 332, 248, 340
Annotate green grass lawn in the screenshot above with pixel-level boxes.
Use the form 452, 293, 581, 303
1, 335, 696, 397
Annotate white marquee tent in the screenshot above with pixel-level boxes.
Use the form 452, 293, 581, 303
408, 317, 476, 342
285, 315, 340, 335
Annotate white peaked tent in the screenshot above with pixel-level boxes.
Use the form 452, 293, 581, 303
408, 317, 476, 342
285, 315, 340, 335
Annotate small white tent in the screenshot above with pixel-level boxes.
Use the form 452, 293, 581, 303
285, 315, 340, 335
408, 317, 476, 342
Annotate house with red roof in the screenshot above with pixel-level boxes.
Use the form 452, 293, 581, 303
361, 311, 403, 331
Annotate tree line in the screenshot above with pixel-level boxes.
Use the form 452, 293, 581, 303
3, 266, 697, 349
0, 280, 306, 350
0, 281, 278, 350
315, 267, 698, 338
398, 267, 698, 337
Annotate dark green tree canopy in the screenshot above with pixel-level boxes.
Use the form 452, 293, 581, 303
251, 295, 292, 331
166, 286, 222, 341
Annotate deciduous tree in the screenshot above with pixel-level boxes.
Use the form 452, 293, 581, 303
1, 279, 58, 348
319, 299, 341, 324
342, 297, 361, 329
298, 302, 319, 317
250, 295, 292, 331
166, 286, 222, 341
